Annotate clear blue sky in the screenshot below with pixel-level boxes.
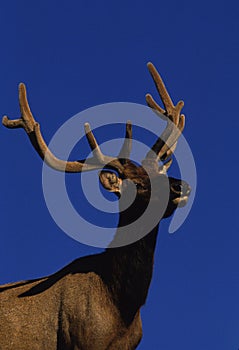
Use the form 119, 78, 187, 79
1, 1, 239, 349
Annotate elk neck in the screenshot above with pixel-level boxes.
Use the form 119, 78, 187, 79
102, 193, 160, 326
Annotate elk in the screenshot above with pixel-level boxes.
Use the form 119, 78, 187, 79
1, 63, 191, 350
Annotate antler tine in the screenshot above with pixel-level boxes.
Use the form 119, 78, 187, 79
144, 63, 185, 164
145, 93, 166, 119
3, 83, 35, 133
84, 123, 106, 163
147, 62, 174, 115
2, 83, 125, 173
118, 120, 132, 160
84, 123, 125, 172
85, 121, 133, 162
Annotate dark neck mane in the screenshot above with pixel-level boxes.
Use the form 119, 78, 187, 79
102, 195, 160, 326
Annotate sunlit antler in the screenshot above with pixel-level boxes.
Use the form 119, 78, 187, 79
3, 64, 185, 177
2, 83, 131, 173
144, 62, 185, 162
118, 121, 132, 161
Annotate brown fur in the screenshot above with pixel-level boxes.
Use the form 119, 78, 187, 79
0, 161, 190, 349
0, 254, 143, 349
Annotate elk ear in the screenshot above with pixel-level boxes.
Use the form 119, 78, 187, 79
99, 171, 122, 193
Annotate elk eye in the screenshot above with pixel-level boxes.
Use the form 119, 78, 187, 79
172, 184, 183, 193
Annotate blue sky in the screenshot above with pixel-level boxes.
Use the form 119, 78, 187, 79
1, 1, 239, 349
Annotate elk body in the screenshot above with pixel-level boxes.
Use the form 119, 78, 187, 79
0, 63, 191, 350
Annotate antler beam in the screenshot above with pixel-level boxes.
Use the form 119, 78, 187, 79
2, 83, 131, 173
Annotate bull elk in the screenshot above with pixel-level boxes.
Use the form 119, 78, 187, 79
1, 63, 191, 349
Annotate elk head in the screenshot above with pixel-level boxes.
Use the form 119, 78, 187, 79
98, 62, 191, 221
2, 63, 190, 233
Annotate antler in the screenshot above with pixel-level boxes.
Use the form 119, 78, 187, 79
118, 121, 132, 161
144, 62, 185, 163
2, 83, 131, 173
